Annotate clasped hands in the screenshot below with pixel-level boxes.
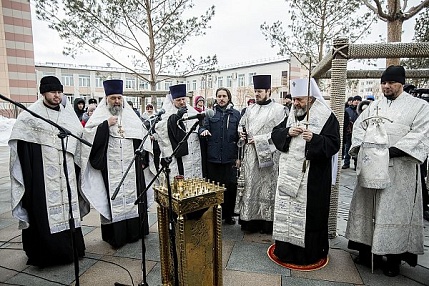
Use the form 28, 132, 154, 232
289, 126, 313, 142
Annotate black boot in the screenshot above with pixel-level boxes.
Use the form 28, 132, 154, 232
383, 254, 401, 277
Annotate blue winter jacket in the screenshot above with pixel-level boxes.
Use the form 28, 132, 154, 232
199, 104, 241, 164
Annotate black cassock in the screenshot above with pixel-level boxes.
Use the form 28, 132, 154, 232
271, 113, 340, 265
89, 121, 149, 248
17, 140, 85, 267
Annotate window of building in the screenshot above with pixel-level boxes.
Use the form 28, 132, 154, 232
226, 76, 232, 87
79, 75, 90, 87
186, 81, 190, 91
217, 76, 223, 88
281, 71, 288, 86
95, 77, 103, 88
164, 80, 172, 90
238, 74, 245, 87
139, 79, 149, 90
125, 78, 136, 89
62, 74, 73, 86
201, 79, 206, 89
192, 80, 197, 91
248, 72, 256, 85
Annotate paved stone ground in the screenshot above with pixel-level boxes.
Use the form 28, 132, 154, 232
0, 145, 428, 286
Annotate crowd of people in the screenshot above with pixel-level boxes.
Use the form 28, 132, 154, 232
8, 66, 429, 278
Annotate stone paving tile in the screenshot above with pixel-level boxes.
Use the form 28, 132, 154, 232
355, 263, 426, 286
0, 218, 16, 229
291, 249, 363, 285
0, 220, 22, 241
114, 232, 161, 262
146, 262, 162, 285
243, 231, 274, 245
222, 239, 234, 269
281, 277, 354, 286
74, 255, 156, 286
227, 241, 290, 276
223, 269, 282, 286
81, 227, 117, 256
0, 246, 28, 283
401, 264, 429, 286
5, 253, 100, 286
222, 222, 244, 241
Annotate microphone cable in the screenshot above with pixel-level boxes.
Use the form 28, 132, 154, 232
0, 231, 136, 286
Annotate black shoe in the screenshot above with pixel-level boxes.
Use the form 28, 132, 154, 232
224, 218, 236, 225
384, 255, 401, 277
383, 264, 400, 277
342, 165, 350, 169
424, 210, 429, 222
353, 254, 382, 269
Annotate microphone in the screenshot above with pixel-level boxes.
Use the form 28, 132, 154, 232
178, 109, 214, 122
150, 108, 165, 118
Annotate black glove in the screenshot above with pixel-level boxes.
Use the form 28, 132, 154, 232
177, 107, 187, 118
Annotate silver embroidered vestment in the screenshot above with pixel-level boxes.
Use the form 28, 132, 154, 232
345, 93, 429, 256
235, 101, 287, 222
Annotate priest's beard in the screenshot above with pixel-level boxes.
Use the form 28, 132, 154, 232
295, 107, 307, 117
109, 105, 122, 116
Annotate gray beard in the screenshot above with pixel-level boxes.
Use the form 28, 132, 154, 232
295, 108, 306, 117
109, 105, 122, 116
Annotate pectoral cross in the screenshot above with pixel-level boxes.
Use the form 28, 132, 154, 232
118, 125, 125, 138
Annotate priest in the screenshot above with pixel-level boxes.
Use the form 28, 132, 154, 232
235, 75, 287, 234
81, 79, 148, 248
271, 78, 340, 265
345, 66, 429, 277
9, 76, 86, 267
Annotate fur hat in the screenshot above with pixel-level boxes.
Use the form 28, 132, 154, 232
169, 84, 187, 99
381, 65, 405, 85
253, 75, 271, 89
103, 79, 123, 96
39, 76, 63, 94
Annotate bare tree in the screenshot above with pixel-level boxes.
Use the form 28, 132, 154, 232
363, 0, 429, 65
402, 7, 429, 86
34, 0, 217, 105
260, 0, 375, 68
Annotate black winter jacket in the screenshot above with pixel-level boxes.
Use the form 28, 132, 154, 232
199, 104, 241, 164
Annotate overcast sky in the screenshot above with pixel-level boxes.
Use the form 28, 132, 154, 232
30, 0, 417, 69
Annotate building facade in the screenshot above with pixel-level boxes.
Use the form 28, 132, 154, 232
0, 0, 37, 117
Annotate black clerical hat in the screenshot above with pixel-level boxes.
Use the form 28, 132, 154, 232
103, 79, 123, 96
253, 75, 271, 89
170, 84, 186, 99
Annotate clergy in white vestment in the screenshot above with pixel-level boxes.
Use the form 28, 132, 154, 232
271, 78, 340, 266
81, 79, 149, 248
345, 65, 429, 277
154, 84, 202, 180
9, 76, 87, 267
235, 75, 288, 234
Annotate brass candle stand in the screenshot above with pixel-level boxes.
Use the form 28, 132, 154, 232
155, 176, 225, 286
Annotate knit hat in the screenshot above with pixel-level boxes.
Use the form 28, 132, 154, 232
353, 95, 362, 101
103, 79, 123, 96
88, 98, 97, 105
194, 95, 205, 106
39, 76, 63, 94
169, 84, 186, 99
381, 65, 405, 85
253, 75, 271, 89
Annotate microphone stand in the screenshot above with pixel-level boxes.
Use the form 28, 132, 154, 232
111, 114, 163, 286
135, 119, 201, 286
0, 94, 92, 286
